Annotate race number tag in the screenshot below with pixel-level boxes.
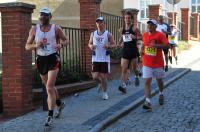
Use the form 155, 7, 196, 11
145, 46, 157, 56
122, 34, 132, 42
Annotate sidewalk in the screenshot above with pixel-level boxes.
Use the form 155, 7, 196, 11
0, 41, 199, 132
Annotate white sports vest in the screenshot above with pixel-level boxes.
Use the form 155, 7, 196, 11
35, 24, 57, 56
92, 30, 110, 62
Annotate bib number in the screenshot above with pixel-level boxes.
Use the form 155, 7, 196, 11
123, 34, 132, 42
145, 46, 157, 56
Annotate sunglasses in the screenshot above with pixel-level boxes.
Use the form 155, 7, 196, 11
40, 13, 50, 17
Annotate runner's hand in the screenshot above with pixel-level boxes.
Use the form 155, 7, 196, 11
131, 34, 137, 39
54, 43, 62, 51
35, 40, 45, 49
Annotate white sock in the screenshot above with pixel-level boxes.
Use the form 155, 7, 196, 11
145, 98, 151, 103
159, 92, 163, 95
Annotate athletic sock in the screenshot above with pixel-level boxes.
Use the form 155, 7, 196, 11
48, 110, 54, 117
56, 99, 62, 106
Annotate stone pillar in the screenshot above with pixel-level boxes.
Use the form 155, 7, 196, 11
121, 8, 139, 27
191, 13, 199, 39
0, 2, 35, 116
148, 4, 162, 20
181, 8, 189, 41
79, 0, 101, 76
167, 12, 177, 25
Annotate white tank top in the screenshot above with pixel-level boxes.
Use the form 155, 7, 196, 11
92, 30, 110, 62
35, 24, 57, 56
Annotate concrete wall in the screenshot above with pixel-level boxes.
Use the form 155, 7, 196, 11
10, 0, 123, 28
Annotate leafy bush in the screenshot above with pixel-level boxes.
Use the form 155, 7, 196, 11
177, 41, 191, 53
110, 48, 122, 59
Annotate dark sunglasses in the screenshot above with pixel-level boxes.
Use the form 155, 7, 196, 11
40, 13, 50, 17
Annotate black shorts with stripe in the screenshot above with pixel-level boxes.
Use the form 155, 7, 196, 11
36, 53, 61, 75
92, 62, 108, 73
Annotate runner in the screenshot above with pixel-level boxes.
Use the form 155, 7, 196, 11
156, 15, 171, 72
141, 19, 169, 110
118, 11, 142, 94
25, 7, 69, 126
168, 24, 179, 65
88, 17, 116, 100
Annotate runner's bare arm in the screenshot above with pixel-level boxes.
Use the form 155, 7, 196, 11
118, 27, 123, 47
56, 26, 69, 47
25, 27, 38, 50
88, 33, 95, 50
108, 33, 116, 48
133, 27, 142, 40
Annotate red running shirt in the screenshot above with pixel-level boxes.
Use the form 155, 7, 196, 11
142, 31, 169, 68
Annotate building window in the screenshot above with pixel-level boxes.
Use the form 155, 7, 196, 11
140, 0, 152, 19
191, 0, 200, 12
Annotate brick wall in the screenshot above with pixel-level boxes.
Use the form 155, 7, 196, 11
79, 0, 101, 76
148, 4, 162, 20
167, 12, 177, 25
181, 8, 189, 41
191, 13, 199, 39
0, 2, 35, 116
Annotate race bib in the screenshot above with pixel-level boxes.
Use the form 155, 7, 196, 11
122, 34, 132, 42
145, 46, 157, 56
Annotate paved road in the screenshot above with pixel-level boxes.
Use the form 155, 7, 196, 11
105, 59, 200, 132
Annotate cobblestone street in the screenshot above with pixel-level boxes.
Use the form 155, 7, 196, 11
105, 60, 200, 132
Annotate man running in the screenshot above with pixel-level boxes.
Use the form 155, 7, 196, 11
88, 17, 116, 100
168, 24, 179, 65
141, 19, 169, 110
118, 11, 142, 94
156, 15, 171, 72
25, 7, 69, 126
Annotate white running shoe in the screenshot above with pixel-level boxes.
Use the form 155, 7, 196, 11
44, 116, 53, 126
54, 101, 65, 118
102, 92, 109, 100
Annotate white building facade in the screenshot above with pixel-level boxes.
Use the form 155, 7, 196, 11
123, 0, 198, 23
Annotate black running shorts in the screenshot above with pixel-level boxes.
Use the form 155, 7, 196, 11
163, 49, 169, 54
92, 62, 108, 73
36, 53, 61, 75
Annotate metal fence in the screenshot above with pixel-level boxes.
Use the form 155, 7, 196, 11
178, 21, 185, 40
32, 25, 88, 88
190, 16, 194, 36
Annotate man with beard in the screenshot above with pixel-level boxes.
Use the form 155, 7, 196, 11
25, 7, 69, 126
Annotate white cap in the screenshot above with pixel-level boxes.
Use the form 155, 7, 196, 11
147, 19, 158, 26
96, 17, 104, 22
40, 7, 51, 14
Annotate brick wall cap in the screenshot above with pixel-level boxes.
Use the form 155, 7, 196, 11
180, 8, 189, 11
0, 2, 35, 9
122, 8, 139, 13
148, 4, 162, 7
79, 0, 101, 3
167, 12, 177, 14
191, 12, 200, 15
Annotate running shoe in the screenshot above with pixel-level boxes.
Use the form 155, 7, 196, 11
159, 94, 164, 105
164, 65, 168, 72
142, 101, 152, 110
102, 92, 109, 100
118, 84, 127, 94
54, 101, 65, 118
97, 84, 101, 93
44, 116, 53, 126
169, 56, 172, 64
126, 79, 131, 86
135, 77, 140, 86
